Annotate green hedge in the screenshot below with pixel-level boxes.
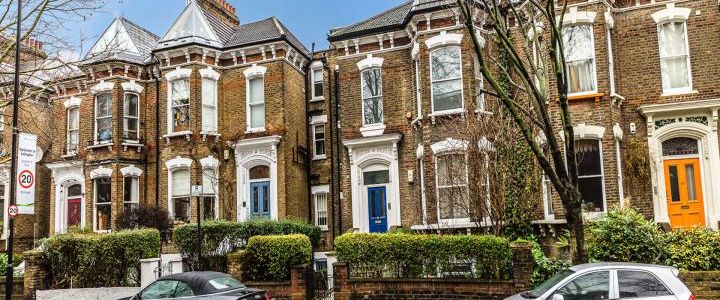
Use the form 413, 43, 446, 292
665, 228, 720, 271
44, 228, 160, 288
173, 219, 320, 271
335, 233, 513, 279
240, 234, 312, 282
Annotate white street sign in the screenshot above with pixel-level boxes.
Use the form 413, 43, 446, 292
17, 133, 37, 214
191, 185, 203, 197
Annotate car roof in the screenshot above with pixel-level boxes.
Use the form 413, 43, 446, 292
159, 271, 238, 295
570, 262, 678, 274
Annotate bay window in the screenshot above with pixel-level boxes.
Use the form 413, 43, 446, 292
123, 93, 139, 141
202, 77, 218, 133
562, 25, 596, 94
67, 107, 79, 153
576, 139, 605, 213
171, 169, 191, 222
435, 153, 469, 221
361, 68, 383, 126
123, 176, 139, 212
658, 21, 692, 93
94, 177, 112, 231
170, 79, 190, 133
247, 77, 265, 130
430, 46, 463, 113
95, 94, 112, 143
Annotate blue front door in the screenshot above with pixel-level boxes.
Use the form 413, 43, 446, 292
250, 181, 270, 219
368, 187, 388, 233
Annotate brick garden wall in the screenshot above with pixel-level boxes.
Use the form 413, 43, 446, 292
681, 271, 720, 300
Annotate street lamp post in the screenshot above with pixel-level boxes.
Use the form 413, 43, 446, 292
6, 0, 22, 298
196, 181, 202, 271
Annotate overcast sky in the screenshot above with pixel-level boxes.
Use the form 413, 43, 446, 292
63, 0, 407, 58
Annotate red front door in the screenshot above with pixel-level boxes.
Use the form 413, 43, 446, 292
67, 198, 81, 227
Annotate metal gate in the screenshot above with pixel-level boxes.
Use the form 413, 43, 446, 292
307, 270, 333, 300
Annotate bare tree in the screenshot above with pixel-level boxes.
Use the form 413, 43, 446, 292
458, 0, 589, 263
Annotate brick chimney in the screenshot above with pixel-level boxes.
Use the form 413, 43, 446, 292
197, 0, 240, 27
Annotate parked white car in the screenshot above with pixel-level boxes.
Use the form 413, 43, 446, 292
505, 263, 694, 300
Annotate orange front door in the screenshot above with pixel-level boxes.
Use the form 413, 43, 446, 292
664, 158, 705, 229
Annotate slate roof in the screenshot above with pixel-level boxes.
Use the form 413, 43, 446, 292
83, 17, 160, 65
227, 17, 309, 56
328, 1, 414, 41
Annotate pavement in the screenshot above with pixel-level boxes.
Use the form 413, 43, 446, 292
36, 287, 139, 300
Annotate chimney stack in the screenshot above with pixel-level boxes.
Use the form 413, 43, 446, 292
197, 0, 239, 26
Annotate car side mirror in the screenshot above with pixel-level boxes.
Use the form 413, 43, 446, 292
552, 295, 564, 300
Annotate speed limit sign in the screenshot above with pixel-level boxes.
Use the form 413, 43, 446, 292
8, 205, 19, 218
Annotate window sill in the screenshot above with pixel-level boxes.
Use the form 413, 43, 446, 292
310, 97, 325, 102
122, 142, 144, 152
661, 89, 698, 97
163, 131, 192, 143
319, 226, 329, 232
567, 92, 604, 102
429, 108, 464, 118
62, 152, 77, 158
359, 124, 386, 137
313, 155, 327, 161
86, 142, 113, 152
245, 128, 266, 134
200, 132, 221, 142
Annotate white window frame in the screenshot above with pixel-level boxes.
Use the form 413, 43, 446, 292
170, 168, 191, 223
244, 65, 267, 133
360, 67, 384, 127
94, 93, 113, 144
93, 176, 112, 233
312, 185, 330, 231
311, 62, 324, 101
311, 115, 327, 160
123, 176, 140, 212
200, 67, 220, 134
542, 173, 555, 220
123, 92, 140, 143
165, 68, 192, 135
201, 167, 219, 220
66, 106, 80, 154
576, 138, 607, 218
656, 21, 693, 95
431, 138, 471, 225
429, 45, 464, 116
166, 156, 193, 222
562, 24, 598, 96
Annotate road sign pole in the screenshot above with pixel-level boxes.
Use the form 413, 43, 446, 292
196, 181, 202, 271
6, 0, 22, 298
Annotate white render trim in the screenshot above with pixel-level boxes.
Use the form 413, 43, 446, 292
431, 138, 469, 154
425, 30, 463, 49
47, 161, 85, 234
121, 80, 144, 93
356, 54, 384, 71
234, 135, 281, 222
90, 166, 113, 179
200, 155, 220, 169
574, 124, 606, 140
120, 165, 143, 177
63, 96, 81, 108
310, 115, 327, 124
561, 7, 597, 25
243, 64, 267, 78
165, 156, 194, 171
651, 3, 691, 24
343, 133, 402, 233
640, 100, 720, 229
91, 80, 114, 94
199, 66, 221, 80
164, 67, 192, 81
312, 185, 330, 194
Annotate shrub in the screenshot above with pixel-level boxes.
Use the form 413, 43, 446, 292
0, 253, 24, 277
43, 228, 160, 288
588, 207, 667, 264
115, 206, 174, 242
665, 228, 720, 271
523, 237, 571, 287
240, 234, 312, 282
334, 233, 512, 279
173, 219, 320, 271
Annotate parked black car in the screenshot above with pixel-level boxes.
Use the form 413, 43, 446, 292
119, 271, 269, 300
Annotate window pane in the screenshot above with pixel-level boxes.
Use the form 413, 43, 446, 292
567, 59, 596, 93
668, 165, 680, 203
313, 69, 323, 83
203, 196, 215, 220
250, 104, 265, 129
556, 272, 609, 300
362, 69, 382, 98
262, 184, 270, 213
314, 82, 324, 98
172, 169, 190, 196
97, 118, 112, 141
661, 56, 689, 90
315, 192, 328, 227
68, 184, 82, 197
662, 137, 698, 156
202, 105, 217, 132
124, 117, 138, 140
142, 280, 179, 299
173, 197, 189, 222
124, 94, 139, 117
363, 97, 383, 125
250, 165, 270, 180
96, 94, 112, 117
172, 105, 190, 132
576, 140, 601, 176
437, 154, 467, 186
95, 178, 111, 204
579, 177, 604, 213
659, 22, 687, 57
618, 271, 671, 298
432, 79, 463, 111
124, 177, 138, 203
249, 78, 264, 104
173, 282, 195, 298
685, 164, 697, 201
202, 78, 216, 106
314, 125, 326, 156
563, 25, 594, 61
431, 47, 462, 81
171, 80, 189, 104
202, 78, 217, 132
363, 170, 389, 185
438, 187, 469, 220
68, 108, 79, 129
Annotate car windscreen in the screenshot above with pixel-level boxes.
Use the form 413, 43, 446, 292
524, 269, 575, 298
207, 276, 246, 292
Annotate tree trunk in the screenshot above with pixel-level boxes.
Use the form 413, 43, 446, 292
561, 187, 588, 264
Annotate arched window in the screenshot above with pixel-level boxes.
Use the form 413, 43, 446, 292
662, 137, 698, 156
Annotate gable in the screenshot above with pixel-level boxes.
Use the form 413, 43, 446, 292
158, 0, 222, 49
88, 18, 141, 57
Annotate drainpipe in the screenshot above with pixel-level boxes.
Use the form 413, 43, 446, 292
614, 124, 625, 207
306, 43, 316, 225
151, 54, 163, 208
333, 65, 342, 235
321, 56, 336, 240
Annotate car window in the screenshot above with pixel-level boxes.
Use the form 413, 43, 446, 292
173, 281, 195, 298
141, 280, 180, 299
208, 276, 245, 291
618, 270, 672, 298
554, 271, 610, 300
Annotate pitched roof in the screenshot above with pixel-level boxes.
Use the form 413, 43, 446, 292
328, 1, 414, 41
157, 0, 223, 49
83, 17, 160, 65
226, 17, 309, 57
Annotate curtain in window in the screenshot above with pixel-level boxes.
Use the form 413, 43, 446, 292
171, 80, 190, 132
436, 153, 469, 220
123, 177, 139, 212
202, 78, 217, 132
361, 68, 383, 125
562, 25, 596, 94
575, 140, 604, 213
95, 94, 112, 142
95, 177, 112, 231
172, 169, 190, 221
431, 46, 463, 112
124, 94, 139, 140
67, 107, 80, 151
659, 22, 690, 90
248, 77, 265, 129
